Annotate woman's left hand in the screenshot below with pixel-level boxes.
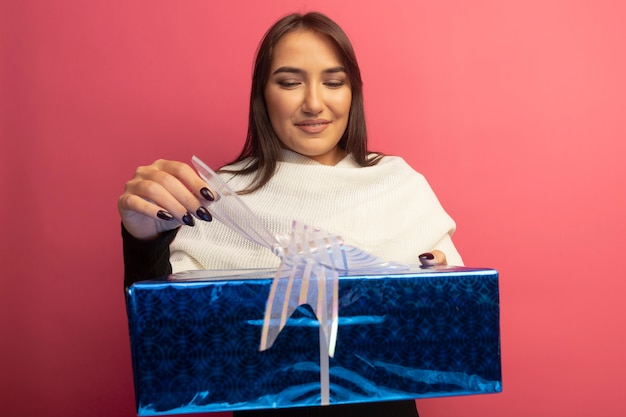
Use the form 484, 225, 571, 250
419, 250, 447, 267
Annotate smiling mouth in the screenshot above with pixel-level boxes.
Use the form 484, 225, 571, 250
295, 121, 330, 127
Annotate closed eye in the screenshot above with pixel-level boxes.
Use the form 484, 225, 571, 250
324, 81, 346, 89
278, 80, 301, 89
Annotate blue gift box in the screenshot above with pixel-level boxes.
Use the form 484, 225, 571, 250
125, 266, 501, 415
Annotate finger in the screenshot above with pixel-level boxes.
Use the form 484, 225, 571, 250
124, 177, 188, 217
118, 190, 184, 226
156, 161, 216, 221
118, 192, 181, 240
133, 168, 212, 223
419, 250, 448, 267
151, 160, 216, 203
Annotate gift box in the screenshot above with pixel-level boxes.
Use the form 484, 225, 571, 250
125, 266, 501, 415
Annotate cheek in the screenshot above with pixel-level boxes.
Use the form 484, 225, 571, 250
265, 92, 296, 123
332, 91, 352, 117
344, 96, 353, 116
264, 91, 278, 121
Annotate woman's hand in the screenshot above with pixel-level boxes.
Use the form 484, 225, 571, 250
419, 250, 447, 267
117, 159, 215, 240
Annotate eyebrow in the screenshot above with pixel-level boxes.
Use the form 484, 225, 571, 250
271, 66, 346, 75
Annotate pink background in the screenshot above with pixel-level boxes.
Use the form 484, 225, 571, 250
2, 0, 625, 416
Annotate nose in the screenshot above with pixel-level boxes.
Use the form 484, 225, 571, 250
302, 84, 324, 115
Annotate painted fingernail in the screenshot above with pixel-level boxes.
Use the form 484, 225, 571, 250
419, 252, 435, 260
157, 210, 175, 221
196, 206, 213, 222
182, 212, 195, 226
200, 187, 215, 201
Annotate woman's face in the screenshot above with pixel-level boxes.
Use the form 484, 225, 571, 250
264, 30, 352, 166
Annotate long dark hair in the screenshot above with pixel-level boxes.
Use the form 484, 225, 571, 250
222, 12, 382, 193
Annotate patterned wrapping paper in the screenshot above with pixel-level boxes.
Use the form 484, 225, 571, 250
126, 266, 502, 415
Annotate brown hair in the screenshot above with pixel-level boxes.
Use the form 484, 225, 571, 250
222, 11, 382, 193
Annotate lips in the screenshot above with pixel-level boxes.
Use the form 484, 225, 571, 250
295, 119, 331, 134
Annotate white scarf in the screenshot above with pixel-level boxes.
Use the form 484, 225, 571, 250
170, 150, 462, 273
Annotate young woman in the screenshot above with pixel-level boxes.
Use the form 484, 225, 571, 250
119, 12, 462, 416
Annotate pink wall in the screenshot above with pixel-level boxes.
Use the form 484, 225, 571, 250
2, 1, 625, 416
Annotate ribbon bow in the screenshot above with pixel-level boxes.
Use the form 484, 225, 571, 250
192, 156, 407, 404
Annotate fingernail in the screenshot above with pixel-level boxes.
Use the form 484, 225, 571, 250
419, 252, 435, 260
200, 187, 215, 201
182, 212, 195, 226
196, 206, 213, 222
157, 210, 175, 221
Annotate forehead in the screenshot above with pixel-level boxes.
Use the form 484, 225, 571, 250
270, 30, 344, 70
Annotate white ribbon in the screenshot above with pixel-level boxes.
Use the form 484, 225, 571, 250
192, 156, 407, 404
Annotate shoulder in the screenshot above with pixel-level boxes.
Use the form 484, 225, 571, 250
219, 157, 256, 172
377, 154, 410, 166
376, 155, 427, 179
217, 158, 258, 190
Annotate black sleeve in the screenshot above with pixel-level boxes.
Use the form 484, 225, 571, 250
122, 224, 180, 289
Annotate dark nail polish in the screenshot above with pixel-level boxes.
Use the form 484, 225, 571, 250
196, 206, 213, 222
157, 210, 175, 221
182, 212, 195, 226
419, 252, 435, 260
200, 187, 215, 201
